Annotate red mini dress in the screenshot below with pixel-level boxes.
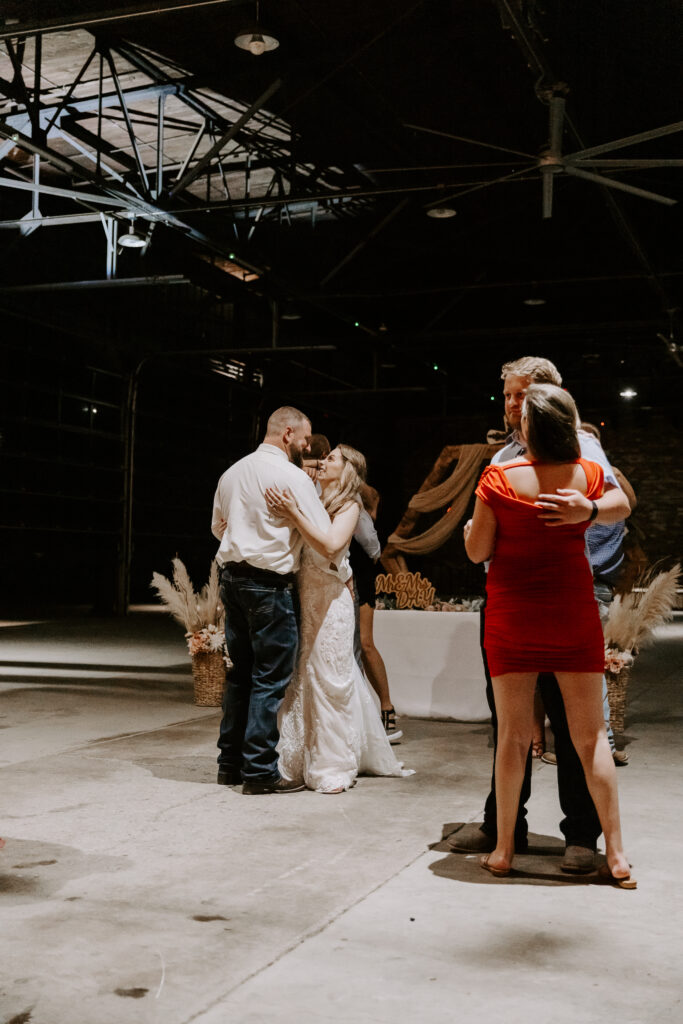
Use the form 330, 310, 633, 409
476, 458, 606, 677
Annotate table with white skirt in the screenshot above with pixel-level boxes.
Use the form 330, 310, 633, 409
372, 609, 491, 722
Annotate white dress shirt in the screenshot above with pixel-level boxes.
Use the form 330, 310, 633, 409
212, 443, 351, 582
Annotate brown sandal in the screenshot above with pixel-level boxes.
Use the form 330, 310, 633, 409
597, 864, 637, 889
480, 854, 512, 878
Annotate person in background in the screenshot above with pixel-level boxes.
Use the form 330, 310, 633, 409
350, 483, 402, 743
541, 420, 635, 768
303, 434, 331, 487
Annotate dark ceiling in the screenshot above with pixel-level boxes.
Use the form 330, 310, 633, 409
2, 0, 683, 419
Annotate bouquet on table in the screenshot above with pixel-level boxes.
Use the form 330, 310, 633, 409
603, 562, 680, 734
150, 558, 231, 706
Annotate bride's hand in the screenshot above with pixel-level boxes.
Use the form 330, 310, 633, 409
265, 486, 298, 520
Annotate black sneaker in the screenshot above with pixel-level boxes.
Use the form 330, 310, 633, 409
381, 707, 403, 744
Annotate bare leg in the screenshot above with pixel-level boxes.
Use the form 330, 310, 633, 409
555, 672, 630, 879
359, 604, 393, 710
488, 672, 538, 872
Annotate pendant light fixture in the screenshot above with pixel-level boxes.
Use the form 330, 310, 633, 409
234, 2, 279, 56
119, 219, 146, 248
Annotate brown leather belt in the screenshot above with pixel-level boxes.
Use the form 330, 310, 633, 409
221, 561, 295, 585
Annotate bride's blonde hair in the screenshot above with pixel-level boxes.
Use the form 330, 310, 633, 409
323, 443, 367, 519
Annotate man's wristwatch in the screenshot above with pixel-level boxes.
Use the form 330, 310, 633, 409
588, 500, 599, 522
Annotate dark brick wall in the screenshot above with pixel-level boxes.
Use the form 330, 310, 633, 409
598, 413, 683, 570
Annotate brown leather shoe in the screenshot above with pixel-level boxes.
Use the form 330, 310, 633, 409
560, 845, 596, 873
447, 823, 529, 854
242, 777, 306, 794
613, 750, 629, 766
446, 824, 495, 854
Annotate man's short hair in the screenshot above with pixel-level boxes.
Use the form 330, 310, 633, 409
580, 421, 601, 441
308, 433, 331, 459
501, 357, 562, 386
265, 406, 310, 435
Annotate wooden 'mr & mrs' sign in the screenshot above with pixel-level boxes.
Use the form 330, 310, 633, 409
375, 571, 436, 609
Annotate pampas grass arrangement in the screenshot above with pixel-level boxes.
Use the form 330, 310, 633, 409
604, 562, 680, 656
603, 562, 680, 737
151, 558, 229, 706
151, 558, 223, 638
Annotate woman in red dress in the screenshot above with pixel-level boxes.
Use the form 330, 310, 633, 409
466, 384, 634, 886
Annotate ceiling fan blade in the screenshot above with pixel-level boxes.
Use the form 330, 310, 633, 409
548, 96, 565, 159
425, 165, 537, 209
542, 171, 554, 219
566, 120, 683, 161
569, 158, 683, 168
404, 123, 536, 160
564, 165, 678, 205
365, 161, 524, 173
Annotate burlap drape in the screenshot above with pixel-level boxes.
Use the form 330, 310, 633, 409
386, 442, 490, 555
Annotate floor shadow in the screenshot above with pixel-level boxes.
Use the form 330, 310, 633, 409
0, 660, 190, 674
432, 822, 608, 887
0, 839, 127, 906
134, 755, 220, 785
0, 680, 194, 699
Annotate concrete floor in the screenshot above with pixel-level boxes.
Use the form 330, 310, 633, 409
1, 610, 681, 1024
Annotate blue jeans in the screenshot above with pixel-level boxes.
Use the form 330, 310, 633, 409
217, 567, 299, 783
594, 580, 616, 752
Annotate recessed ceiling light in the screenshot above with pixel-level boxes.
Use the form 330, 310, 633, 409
522, 296, 546, 306
619, 388, 637, 399
426, 207, 457, 219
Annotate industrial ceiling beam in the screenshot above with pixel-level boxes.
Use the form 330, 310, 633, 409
170, 79, 283, 196
0, 275, 190, 292
0, 212, 103, 228
320, 198, 410, 287
0, 174, 131, 207
0, 1, 242, 40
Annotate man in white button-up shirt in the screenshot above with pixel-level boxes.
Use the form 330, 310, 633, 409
212, 406, 351, 795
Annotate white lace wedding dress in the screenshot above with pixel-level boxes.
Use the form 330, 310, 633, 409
278, 547, 414, 793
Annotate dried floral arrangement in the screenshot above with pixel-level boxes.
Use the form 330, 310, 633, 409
150, 558, 229, 659
604, 562, 680, 675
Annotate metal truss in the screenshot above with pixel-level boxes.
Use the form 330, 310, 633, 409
0, 29, 374, 278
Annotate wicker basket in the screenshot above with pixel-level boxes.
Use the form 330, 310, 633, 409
191, 651, 226, 707
606, 667, 629, 736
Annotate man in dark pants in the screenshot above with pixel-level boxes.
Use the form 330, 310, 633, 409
449, 357, 630, 871
211, 406, 351, 795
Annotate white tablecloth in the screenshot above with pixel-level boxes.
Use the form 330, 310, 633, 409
373, 609, 490, 722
